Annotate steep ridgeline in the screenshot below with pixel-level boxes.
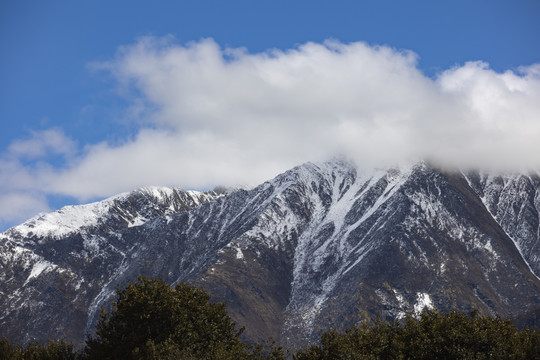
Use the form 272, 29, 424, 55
465, 173, 540, 277
1, 160, 539, 350
0, 187, 222, 345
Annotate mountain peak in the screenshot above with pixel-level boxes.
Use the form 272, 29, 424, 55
1, 160, 539, 348
1, 187, 221, 241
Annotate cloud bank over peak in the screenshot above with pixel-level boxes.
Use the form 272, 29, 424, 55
2, 37, 540, 229
98, 37, 540, 171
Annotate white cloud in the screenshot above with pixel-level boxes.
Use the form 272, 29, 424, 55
0, 192, 50, 229
8, 128, 76, 159
2, 38, 540, 228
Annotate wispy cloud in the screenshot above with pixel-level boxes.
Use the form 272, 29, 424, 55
0, 129, 75, 228
8, 128, 77, 159
2, 37, 540, 229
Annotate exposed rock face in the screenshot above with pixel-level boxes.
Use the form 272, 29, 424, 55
465, 173, 540, 276
0, 187, 222, 344
1, 160, 539, 349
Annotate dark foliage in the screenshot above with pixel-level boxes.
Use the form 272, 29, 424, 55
2, 279, 539, 359
294, 309, 540, 360
84, 276, 255, 359
0, 338, 78, 360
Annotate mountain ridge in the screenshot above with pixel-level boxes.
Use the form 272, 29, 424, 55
1, 159, 539, 349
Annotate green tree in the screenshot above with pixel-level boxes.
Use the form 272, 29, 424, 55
20, 340, 78, 360
0, 338, 78, 360
0, 337, 20, 360
293, 310, 540, 360
84, 277, 252, 359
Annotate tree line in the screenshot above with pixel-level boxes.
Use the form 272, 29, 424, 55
1, 277, 539, 359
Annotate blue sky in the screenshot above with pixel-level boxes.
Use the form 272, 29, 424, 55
1, 0, 540, 230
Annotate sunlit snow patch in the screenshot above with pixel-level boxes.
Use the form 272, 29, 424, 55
235, 247, 244, 260
23, 260, 56, 285
413, 292, 434, 314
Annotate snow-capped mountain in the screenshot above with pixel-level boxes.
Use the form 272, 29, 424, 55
0, 187, 223, 344
1, 160, 539, 349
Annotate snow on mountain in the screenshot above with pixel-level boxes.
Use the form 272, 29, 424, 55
465, 172, 540, 277
0, 187, 222, 344
0, 159, 539, 349
3, 187, 220, 241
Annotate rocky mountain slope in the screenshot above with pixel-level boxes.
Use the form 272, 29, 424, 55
1, 160, 539, 349
0, 187, 222, 344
